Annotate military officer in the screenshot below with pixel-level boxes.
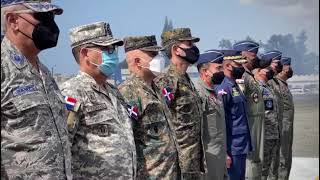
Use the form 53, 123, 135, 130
216, 50, 252, 180
153, 28, 206, 180
277, 57, 295, 180
60, 22, 137, 180
118, 35, 180, 179
233, 40, 272, 180
263, 50, 284, 179
253, 62, 280, 180
195, 50, 228, 180
1, 0, 72, 179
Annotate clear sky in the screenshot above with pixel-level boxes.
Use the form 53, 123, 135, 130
39, 0, 319, 75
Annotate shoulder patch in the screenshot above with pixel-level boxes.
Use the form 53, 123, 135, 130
64, 96, 81, 112
9, 52, 27, 69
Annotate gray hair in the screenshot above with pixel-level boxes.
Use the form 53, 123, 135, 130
1, 5, 27, 34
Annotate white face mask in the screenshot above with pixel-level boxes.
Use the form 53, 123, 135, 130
149, 54, 166, 74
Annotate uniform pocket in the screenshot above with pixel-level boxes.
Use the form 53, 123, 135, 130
12, 92, 48, 112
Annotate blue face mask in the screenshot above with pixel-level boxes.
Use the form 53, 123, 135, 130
89, 49, 119, 77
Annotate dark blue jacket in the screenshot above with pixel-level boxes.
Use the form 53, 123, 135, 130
216, 76, 252, 156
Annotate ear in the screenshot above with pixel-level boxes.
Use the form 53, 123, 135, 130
80, 48, 89, 59
6, 13, 19, 31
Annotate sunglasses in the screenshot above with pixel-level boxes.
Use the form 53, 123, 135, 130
13, 10, 55, 22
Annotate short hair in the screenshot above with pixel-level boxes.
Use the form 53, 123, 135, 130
197, 62, 209, 72
163, 43, 175, 59
71, 43, 95, 64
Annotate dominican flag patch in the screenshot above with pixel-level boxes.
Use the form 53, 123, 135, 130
64, 96, 80, 112
218, 89, 227, 96
127, 104, 139, 120
162, 87, 174, 103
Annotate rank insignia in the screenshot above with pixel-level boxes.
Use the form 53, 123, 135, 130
252, 92, 259, 103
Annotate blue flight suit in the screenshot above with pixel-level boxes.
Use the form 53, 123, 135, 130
216, 76, 253, 180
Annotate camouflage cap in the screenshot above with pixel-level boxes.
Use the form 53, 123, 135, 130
161, 28, 200, 47
1, 0, 63, 15
69, 21, 123, 49
123, 35, 162, 53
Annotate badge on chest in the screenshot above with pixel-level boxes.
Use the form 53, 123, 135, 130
264, 99, 274, 110
232, 87, 240, 97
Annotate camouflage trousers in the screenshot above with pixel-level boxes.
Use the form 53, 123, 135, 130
182, 172, 203, 180
262, 139, 280, 180
278, 122, 294, 180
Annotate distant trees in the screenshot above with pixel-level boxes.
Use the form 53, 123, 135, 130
217, 31, 319, 75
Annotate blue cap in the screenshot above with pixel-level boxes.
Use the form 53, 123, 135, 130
1, 0, 63, 15
219, 50, 247, 64
233, 40, 259, 54
281, 57, 291, 65
197, 50, 224, 65
261, 50, 282, 61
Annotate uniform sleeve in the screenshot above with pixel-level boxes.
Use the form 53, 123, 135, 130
60, 82, 82, 144
153, 75, 177, 108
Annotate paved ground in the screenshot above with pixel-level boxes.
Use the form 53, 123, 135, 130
290, 157, 319, 180
292, 94, 319, 157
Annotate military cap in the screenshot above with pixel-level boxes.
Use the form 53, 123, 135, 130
69, 22, 123, 49
123, 35, 162, 53
261, 50, 282, 61
161, 28, 200, 47
197, 50, 224, 66
219, 50, 247, 64
281, 57, 291, 65
233, 40, 259, 54
1, 0, 63, 15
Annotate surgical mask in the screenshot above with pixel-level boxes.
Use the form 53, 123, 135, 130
149, 54, 166, 75
177, 45, 200, 64
18, 15, 60, 50
231, 66, 245, 79
88, 49, 119, 77
209, 71, 225, 85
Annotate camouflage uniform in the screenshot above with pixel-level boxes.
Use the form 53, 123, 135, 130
267, 77, 284, 180
277, 78, 294, 180
154, 28, 206, 180
118, 36, 180, 180
241, 70, 265, 180
60, 22, 137, 180
259, 80, 280, 180
195, 79, 227, 180
154, 64, 206, 179
1, 37, 72, 179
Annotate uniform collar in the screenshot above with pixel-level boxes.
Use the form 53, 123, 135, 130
198, 77, 215, 92
224, 76, 236, 86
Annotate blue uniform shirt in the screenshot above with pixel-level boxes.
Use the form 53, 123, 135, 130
216, 76, 252, 156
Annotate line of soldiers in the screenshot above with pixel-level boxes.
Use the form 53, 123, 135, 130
1, 0, 295, 180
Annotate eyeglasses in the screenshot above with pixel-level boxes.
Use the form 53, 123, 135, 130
12, 10, 55, 22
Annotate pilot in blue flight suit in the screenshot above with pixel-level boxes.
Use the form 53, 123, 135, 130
216, 50, 253, 180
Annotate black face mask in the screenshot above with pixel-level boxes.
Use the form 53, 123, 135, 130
287, 68, 293, 78
211, 71, 225, 85
266, 68, 275, 80
177, 45, 200, 64
251, 57, 261, 69
275, 61, 283, 73
231, 66, 245, 79
18, 15, 60, 51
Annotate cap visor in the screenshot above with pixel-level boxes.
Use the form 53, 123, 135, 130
140, 45, 163, 52
234, 59, 248, 64
178, 37, 200, 43
92, 38, 124, 47
24, 2, 63, 15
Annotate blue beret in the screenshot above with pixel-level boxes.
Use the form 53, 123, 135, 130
1, 0, 63, 15
218, 50, 247, 64
281, 57, 291, 65
261, 50, 282, 61
233, 40, 259, 54
197, 50, 224, 65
